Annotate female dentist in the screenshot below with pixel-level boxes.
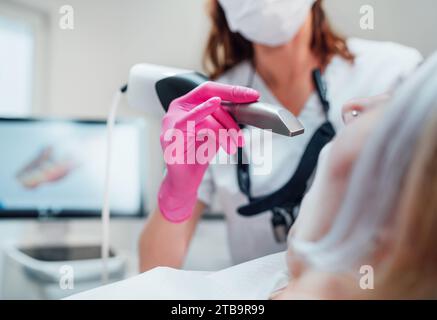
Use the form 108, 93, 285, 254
139, 0, 422, 271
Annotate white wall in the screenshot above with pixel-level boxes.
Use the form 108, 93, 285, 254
325, 0, 437, 57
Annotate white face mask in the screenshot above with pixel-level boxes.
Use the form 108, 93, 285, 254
218, 0, 316, 47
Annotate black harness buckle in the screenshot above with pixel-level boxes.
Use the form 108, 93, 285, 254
271, 208, 290, 243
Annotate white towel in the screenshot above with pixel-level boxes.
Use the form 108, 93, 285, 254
67, 252, 289, 300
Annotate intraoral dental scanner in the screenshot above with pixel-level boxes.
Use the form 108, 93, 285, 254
125, 64, 305, 137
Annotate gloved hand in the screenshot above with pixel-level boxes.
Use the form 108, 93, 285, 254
158, 81, 260, 223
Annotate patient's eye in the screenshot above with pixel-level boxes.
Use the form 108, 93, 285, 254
342, 106, 364, 125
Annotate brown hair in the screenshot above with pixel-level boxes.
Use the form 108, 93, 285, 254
373, 110, 437, 299
203, 0, 355, 79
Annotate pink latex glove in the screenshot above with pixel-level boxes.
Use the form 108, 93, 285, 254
158, 81, 260, 223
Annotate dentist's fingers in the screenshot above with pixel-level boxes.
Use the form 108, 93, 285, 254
212, 107, 246, 148
196, 118, 238, 156
174, 97, 221, 129
185, 82, 260, 104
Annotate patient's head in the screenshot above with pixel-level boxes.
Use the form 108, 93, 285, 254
291, 94, 390, 246
279, 53, 437, 300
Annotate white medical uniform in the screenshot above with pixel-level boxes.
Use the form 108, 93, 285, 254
197, 38, 422, 264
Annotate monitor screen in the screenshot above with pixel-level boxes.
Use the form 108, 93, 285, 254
0, 118, 145, 218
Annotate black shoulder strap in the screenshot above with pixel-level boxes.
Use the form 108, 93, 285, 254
237, 147, 252, 201
237, 121, 335, 216
236, 68, 336, 217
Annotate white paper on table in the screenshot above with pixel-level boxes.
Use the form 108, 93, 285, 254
67, 252, 289, 300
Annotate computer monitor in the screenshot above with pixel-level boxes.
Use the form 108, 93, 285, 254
0, 117, 146, 219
